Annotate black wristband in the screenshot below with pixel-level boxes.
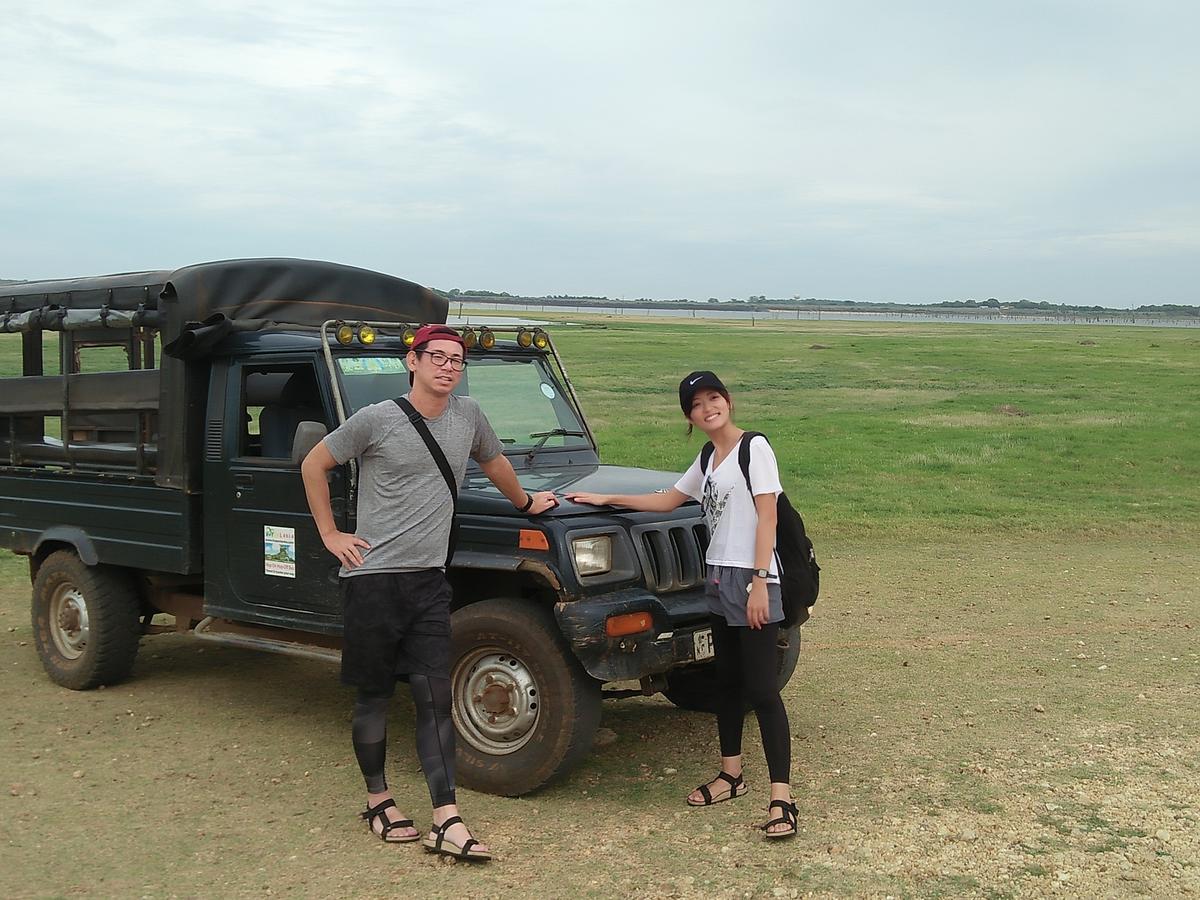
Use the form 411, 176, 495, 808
519, 493, 535, 513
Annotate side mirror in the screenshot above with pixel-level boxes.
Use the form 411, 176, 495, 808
291, 421, 328, 467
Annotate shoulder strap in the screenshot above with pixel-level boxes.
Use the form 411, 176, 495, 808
739, 431, 782, 573
737, 431, 766, 495
700, 441, 716, 475
393, 397, 457, 502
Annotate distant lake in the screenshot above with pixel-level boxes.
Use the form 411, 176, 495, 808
449, 301, 1198, 328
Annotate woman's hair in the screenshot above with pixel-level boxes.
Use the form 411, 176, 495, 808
684, 387, 734, 437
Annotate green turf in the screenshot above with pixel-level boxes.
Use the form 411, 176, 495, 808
544, 317, 1199, 539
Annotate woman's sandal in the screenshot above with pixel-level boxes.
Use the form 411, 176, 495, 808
422, 815, 493, 861
763, 799, 799, 839
686, 771, 748, 807
361, 798, 419, 843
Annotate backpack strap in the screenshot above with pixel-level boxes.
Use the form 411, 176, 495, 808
703, 433, 767, 493
737, 431, 766, 496
393, 398, 457, 502
738, 431, 782, 574
393, 397, 458, 568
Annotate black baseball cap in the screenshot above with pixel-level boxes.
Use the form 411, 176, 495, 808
679, 370, 727, 414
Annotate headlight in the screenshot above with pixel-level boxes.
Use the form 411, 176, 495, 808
572, 535, 612, 576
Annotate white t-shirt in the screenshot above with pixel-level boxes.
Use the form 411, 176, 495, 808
674, 434, 782, 577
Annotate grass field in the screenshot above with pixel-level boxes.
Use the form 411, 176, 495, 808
544, 317, 1200, 538
2, 318, 1198, 898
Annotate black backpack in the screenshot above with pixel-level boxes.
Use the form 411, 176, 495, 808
700, 432, 820, 627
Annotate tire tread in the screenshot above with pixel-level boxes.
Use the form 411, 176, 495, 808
32, 550, 141, 690
451, 598, 601, 796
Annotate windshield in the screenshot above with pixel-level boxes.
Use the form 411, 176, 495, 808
335, 354, 590, 452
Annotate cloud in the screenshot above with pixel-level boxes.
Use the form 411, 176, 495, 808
2, 0, 1198, 305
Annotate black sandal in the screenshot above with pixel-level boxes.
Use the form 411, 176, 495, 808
686, 771, 747, 807
361, 798, 419, 843
763, 799, 798, 839
422, 815, 493, 861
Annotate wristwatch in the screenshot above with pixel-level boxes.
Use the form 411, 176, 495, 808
746, 568, 771, 594
519, 493, 535, 513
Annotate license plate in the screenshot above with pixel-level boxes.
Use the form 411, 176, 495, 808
692, 628, 714, 661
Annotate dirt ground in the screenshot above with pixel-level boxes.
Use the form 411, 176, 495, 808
2, 535, 1197, 899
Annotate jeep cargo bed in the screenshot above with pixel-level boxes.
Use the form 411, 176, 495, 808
0, 471, 200, 574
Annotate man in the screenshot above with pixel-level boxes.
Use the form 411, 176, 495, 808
301, 324, 557, 861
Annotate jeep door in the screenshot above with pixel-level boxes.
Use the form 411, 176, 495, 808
202, 358, 347, 630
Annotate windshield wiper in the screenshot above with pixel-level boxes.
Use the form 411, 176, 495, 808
525, 429, 586, 463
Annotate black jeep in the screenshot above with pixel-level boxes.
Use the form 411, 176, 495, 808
0, 258, 802, 795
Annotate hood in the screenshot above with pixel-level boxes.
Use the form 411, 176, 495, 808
459, 463, 689, 517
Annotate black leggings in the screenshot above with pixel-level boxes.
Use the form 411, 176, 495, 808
351, 675, 457, 808
710, 614, 791, 784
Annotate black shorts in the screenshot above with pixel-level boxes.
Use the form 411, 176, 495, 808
340, 569, 451, 694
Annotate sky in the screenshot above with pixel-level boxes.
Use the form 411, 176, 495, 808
2, 1, 1198, 308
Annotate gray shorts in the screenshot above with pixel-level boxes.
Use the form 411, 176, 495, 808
705, 565, 783, 627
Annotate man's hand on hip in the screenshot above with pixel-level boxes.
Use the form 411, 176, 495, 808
322, 530, 371, 568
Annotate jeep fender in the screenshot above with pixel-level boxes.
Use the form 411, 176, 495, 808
33, 527, 99, 566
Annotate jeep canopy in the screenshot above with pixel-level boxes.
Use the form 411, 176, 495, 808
0, 258, 447, 492
2, 258, 447, 338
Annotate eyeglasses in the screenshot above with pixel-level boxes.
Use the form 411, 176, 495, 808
415, 349, 467, 371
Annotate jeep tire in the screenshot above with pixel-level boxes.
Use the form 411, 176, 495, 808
32, 550, 141, 690
663, 623, 802, 713
450, 598, 602, 796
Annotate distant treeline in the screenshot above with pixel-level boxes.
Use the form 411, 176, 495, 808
435, 288, 1199, 318
2, 276, 1192, 317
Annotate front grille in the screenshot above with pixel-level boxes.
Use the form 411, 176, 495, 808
633, 518, 707, 593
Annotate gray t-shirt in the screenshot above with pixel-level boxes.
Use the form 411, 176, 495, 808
323, 394, 504, 576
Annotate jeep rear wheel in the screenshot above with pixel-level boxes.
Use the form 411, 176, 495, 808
664, 623, 802, 713
450, 598, 601, 796
32, 551, 141, 690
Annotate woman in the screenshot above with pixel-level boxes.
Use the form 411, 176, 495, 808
566, 371, 798, 839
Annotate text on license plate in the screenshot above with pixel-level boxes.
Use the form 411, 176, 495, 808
693, 628, 714, 661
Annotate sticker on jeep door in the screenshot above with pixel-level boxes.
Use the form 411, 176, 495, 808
264, 525, 297, 578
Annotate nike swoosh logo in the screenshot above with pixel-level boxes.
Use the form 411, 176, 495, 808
688, 376, 702, 385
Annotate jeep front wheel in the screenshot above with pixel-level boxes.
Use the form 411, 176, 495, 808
450, 598, 601, 796
32, 551, 141, 690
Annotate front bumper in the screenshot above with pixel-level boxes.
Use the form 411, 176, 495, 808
553, 587, 712, 683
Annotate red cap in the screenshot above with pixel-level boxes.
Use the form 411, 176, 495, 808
411, 324, 464, 352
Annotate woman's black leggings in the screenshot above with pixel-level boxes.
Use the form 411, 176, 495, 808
351, 675, 457, 808
710, 614, 791, 784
